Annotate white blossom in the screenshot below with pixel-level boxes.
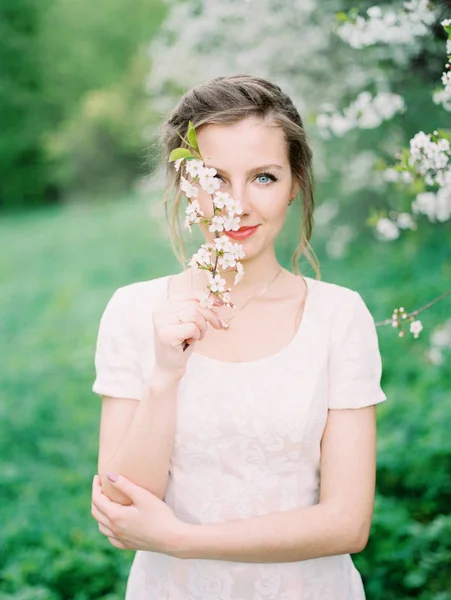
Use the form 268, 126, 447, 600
409, 132, 450, 179
184, 198, 204, 229
189, 245, 213, 268
426, 319, 451, 365
218, 252, 237, 269
409, 319, 423, 339
185, 159, 205, 178
212, 191, 231, 210
376, 217, 400, 240
433, 70, 451, 112
396, 212, 416, 229
213, 235, 233, 253
180, 176, 199, 199
208, 215, 226, 233
314, 200, 339, 226
412, 186, 451, 222
234, 261, 244, 285
224, 196, 244, 216
199, 174, 221, 195
325, 224, 355, 258
383, 168, 401, 183
207, 272, 227, 293
337, 0, 436, 49
223, 215, 241, 231
317, 91, 405, 137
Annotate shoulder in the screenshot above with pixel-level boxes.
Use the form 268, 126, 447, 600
306, 277, 378, 340
307, 277, 365, 314
112, 274, 171, 310
98, 274, 172, 335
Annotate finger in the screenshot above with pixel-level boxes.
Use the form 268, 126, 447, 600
194, 304, 224, 331
108, 536, 127, 550
173, 322, 202, 346
177, 301, 223, 331
92, 484, 115, 517
105, 472, 145, 504
92, 474, 101, 494
174, 309, 208, 339
91, 502, 110, 527
98, 522, 117, 538
92, 473, 111, 502
169, 289, 225, 306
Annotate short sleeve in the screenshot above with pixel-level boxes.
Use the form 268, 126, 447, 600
92, 287, 145, 401
328, 290, 387, 409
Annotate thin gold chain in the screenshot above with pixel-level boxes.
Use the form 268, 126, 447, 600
220, 267, 283, 329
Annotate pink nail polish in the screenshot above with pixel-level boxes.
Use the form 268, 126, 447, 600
107, 472, 118, 482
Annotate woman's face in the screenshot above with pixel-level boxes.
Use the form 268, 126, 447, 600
194, 116, 299, 261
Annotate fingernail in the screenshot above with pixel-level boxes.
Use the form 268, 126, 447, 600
107, 472, 118, 482
214, 297, 224, 306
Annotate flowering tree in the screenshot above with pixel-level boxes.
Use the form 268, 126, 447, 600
330, 5, 450, 351
145, 0, 450, 348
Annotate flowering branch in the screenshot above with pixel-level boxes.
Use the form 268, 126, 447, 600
168, 122, 246, 348
332, 11, 451, 341
375, 288, 451, 338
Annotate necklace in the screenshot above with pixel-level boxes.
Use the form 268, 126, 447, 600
220, 267, 283, 329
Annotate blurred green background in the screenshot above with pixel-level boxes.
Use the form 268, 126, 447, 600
1, 1, 450, 599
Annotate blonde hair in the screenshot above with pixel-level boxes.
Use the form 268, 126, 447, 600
156, 74, 320, 278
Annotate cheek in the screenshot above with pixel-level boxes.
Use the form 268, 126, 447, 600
258, 191, 289, 225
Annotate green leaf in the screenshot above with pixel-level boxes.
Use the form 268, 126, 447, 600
335, 11, 349, 23
435, 128, 451, 142
168, 148, 195, 162
187, 120, 199, 153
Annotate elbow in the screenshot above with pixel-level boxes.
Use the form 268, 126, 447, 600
348, 532, 369, 554
328, 505, 371, 554
348, 520, 371, 554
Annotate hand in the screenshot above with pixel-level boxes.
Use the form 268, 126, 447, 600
152, 289, 224, 381
91, 473, 184, 555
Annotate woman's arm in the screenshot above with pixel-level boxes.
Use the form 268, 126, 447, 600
98, 369, 179, 505
175, 406, 377, 562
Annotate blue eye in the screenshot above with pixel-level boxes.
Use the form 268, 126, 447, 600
256, 172, 278, 185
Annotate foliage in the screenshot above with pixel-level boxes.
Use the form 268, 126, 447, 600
0, 0, 54, 209
1, 193, 450, 598
0, 0, 167, 210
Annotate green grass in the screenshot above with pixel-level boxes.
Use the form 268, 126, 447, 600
0, 193, 179, 600
1, 193, 450, 599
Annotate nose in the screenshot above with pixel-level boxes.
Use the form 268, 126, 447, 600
228, 181, 252, 214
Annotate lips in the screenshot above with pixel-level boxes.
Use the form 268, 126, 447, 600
225, 225, 259, 240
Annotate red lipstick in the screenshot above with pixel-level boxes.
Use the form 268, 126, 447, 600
225, 225, 259, 240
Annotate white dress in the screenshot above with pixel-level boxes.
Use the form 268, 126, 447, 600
92, 274, 387, 600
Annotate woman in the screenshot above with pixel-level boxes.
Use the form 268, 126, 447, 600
91, 74, 387, 599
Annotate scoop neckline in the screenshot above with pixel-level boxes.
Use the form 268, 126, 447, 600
164, 273, 317, 367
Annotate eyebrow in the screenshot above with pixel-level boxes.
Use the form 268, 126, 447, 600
204, 163, 284, 175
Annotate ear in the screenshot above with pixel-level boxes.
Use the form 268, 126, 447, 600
290, 178, 300, 200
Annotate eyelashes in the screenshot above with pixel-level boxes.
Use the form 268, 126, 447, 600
257, 172, 278, 185
214, 172, 279, 186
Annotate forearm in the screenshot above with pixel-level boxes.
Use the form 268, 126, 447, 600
101, 370, 179, 503
176, 502, 366, 563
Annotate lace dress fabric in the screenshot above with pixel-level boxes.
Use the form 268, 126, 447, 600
92, 274, 387, 600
